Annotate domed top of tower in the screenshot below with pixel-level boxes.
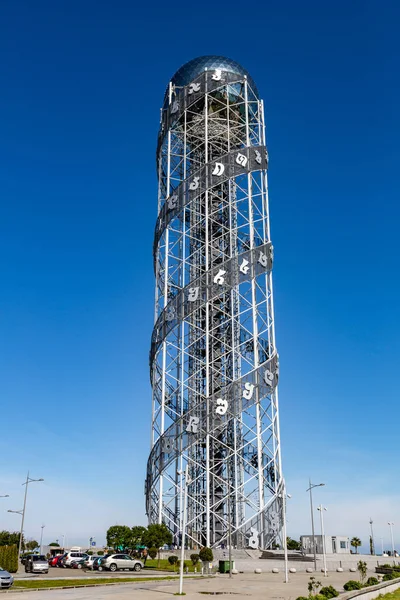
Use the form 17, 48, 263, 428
169, 55, 259, 97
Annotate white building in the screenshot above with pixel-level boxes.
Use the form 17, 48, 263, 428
301, 535, 350, 554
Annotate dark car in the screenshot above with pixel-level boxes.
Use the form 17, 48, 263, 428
70, 559, 86, 569
21, 553, 35, 565
93, 555, 109, 570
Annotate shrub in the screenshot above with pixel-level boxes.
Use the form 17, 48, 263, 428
295, 597, 309, 600
383, 573, 399, 581
343, 580, 362, 591
365, 577, 379, 586
87, 551, 93, 556
320, 586, 339, 598
168, 555, 178, 566
148, 547, 158, 560
315, 595, 326, 600
0, 545, 18, 573
97, 550, 104, 555
199, 547, 213, 562
190, 553, 200, 566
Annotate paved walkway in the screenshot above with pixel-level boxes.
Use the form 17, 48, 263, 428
9, 571, 364, 599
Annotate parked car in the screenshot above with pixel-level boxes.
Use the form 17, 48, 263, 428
92, 556, 107, 570
25, 555, 49, 574
53, 554, 67, 568
0, 567, 14, 589
97, 554, 143, 572
70, 559, 86, 569
84, 556, 100, 570
63, 552, 89, 567
21, 553, 36, 566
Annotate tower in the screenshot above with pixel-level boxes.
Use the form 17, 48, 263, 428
146, 56, 283, 550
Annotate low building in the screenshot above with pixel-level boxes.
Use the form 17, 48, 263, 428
301, 535, 350, 554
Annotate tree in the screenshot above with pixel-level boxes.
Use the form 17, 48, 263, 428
25, 540, 39, 551
168, 555, 178, 571
0, 531, 23, 548
143, 524, 173, 567
369, 535, 374, 555
190, 553, 200, 566
357, 560, 367, 583
199, 547, 213, 563
148, 547, 158, 560
106, 525, 133, 552
308, 576, 322, 597
351, 537, 362, 554
131, 526, 147, 548
49, 542, 60, 547
287, 537, 301, 550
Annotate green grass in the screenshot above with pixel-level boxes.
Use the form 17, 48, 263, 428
144, 559, 197, 573
377, 590, 400, 600
14, 576, 185, 589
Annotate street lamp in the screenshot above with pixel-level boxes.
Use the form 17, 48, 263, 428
278, 482, 292, 583
388, 522, 395, 558
317, 505, 328, 577
177, 465, 191, 596
40, 525, 45, 555
0, 495, 10, 498
13, 472, 44, 558
306, 480, 325, 571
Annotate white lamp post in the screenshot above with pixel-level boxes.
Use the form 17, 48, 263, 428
177, 465, 191, 596
317, 505, 328, 577
279, 482, 291, 583
388, 522, 395, 558
306, 480, 325, 570
40, 525, 45, 554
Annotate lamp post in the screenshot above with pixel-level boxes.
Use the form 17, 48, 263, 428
306, 480, 325, 570
278, 482, 292, 583
177, 465, 191, 596
14, 472, 44, 558
317, 505, 328, 577
0, 495, 10, 498
388, 522, 395, 558
40, 525, 45, 554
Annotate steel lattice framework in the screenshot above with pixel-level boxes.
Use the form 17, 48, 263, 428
146, 56, 284, 550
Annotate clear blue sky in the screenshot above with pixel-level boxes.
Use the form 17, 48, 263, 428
0, 0, 398, 551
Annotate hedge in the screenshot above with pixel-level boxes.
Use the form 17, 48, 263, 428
0, 545, 18, 573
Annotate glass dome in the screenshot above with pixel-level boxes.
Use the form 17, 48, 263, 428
168, 55, 259, 97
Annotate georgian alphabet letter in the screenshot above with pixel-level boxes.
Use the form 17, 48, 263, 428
186, 416, 200, 433
243, 382, 255, 400
213, 269, 226, 285
189, 177, 200, 191
239, 258, 250, 274
236, 153, 248, 167
167, 194, 178, 210
212, 162, 225, 176
187, 287, 199, 302
188, 82, 201, 94
215, 398, 228, 415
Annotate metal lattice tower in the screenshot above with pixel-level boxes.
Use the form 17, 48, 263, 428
146, 56, 283, 550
